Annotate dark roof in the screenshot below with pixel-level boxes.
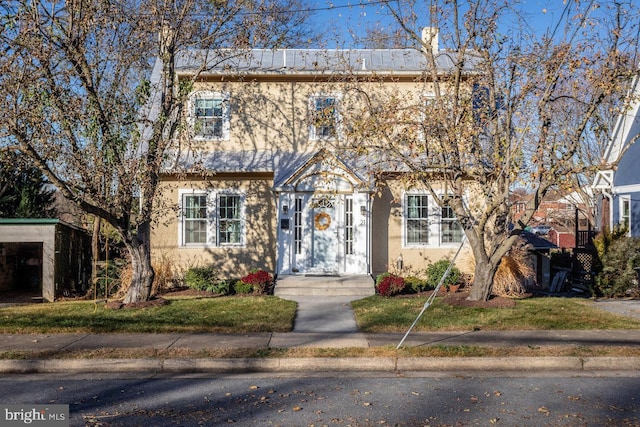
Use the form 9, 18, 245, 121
520, 231, 558, 250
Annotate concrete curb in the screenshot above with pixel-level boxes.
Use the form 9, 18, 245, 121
2, 357, 640, 374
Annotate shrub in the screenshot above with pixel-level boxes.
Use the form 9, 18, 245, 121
151, 254, 177, 295
404, 276, 431, 293
93, 259, 128, 299
493, 241, 535, 297
233, 280, 254, 294
594, 236, 640, 297
425, 259, 461, 290
184, 266, 229, 294
376, 272, 405, 297
239, 269, 274, 294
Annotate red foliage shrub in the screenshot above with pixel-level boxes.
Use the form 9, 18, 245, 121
240, 269, 274, 294
376, 273, 405, 297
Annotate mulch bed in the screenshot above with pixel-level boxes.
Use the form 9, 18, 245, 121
102, 287, 519, 309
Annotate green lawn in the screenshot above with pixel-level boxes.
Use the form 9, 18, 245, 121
2, 294, 639, 335
0, 296, 296, 333
352, 295, 640, 332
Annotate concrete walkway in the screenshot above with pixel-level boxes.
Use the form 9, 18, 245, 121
269, 295, 369, 347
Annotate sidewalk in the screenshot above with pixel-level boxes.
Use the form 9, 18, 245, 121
1, 330, 640, 374
2, 329, 640, 352
1, 297, 640, 374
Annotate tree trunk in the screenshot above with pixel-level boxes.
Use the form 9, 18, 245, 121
91, 216, 101, 289
122, 222, 155, 303
467, 259, 498, 302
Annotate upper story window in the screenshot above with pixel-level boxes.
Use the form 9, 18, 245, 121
309, 94, 341, 140
190, 92, 230, 140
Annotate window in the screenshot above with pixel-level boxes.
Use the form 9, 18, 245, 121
405, 194, 429, 245
621, 197, 630, 232
191, 92, 229, 139
218, 194, 242, 245
183, 194, 208, 245
404, 193, 465, 247
441, 205, 464, 243
345, 197, 354, 255
310, 95, 339, 140
180, 190, 244, 247
294, 197, 303, 254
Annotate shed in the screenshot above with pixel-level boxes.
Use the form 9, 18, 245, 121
0, 219, 91, 302
520, 231, 558, 288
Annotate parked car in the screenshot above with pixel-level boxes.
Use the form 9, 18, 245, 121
529, 224, 552, 235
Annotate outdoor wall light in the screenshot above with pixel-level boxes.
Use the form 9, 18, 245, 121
282, 205, 289, 215
360, 205, 366, 215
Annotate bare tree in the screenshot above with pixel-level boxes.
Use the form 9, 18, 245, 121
0, 0, 313, 302
339, 0, 640, 300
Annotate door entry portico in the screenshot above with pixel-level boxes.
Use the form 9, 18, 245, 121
275, 150, 371, 276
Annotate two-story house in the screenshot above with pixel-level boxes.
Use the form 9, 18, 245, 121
593, 75, 640, 236
151, 35, 478, 284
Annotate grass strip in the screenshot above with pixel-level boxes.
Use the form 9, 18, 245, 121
2, 345, 640, 360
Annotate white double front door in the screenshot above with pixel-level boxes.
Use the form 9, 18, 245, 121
277, 193, 369, 275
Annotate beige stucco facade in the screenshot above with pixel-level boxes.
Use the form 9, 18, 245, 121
151, 49, 473, 280
152, 174, 277, 277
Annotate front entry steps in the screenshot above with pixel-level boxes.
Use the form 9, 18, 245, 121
274, 275, 375, 298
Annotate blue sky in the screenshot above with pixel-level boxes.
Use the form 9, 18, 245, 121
307, 0, 584, 48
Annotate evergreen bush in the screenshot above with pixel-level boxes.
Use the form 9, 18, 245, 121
184, 266, 229, 294
594, 236, 640, 297
425, 259, 461, 290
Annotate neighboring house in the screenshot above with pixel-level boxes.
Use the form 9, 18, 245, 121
511, 190, 592, 249
150, 31, 480, 280
593, 76, 640, 236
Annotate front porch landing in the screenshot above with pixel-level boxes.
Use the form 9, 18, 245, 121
274, 275, 375, 298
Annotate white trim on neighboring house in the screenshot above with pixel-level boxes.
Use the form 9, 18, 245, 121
593, 170, 614, 190
620, 195, 631, 236
188, 91, 231, 141
178, 188, 246, 248
401, 191, 464, 248
613, 184, 640, 194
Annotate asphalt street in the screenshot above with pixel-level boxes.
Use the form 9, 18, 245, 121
2, 373, 640, 426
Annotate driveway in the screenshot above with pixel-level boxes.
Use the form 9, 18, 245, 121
593, 299, 640, 320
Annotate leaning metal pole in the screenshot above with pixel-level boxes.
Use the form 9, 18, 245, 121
396, 235, 468, 349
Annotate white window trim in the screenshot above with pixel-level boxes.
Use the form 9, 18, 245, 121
178, 190, 212, 247
440, 203, 464, 245
402, 192, 432, 248
189, 91, 231, 141
308, 93, 343, 141
178, 189, 246, 248
402, 191, 464, 248
620, 195, 631, 236
216, 190, 246, 247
